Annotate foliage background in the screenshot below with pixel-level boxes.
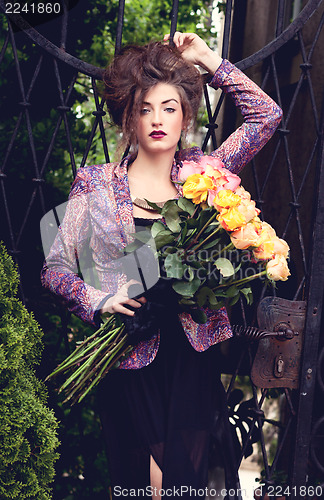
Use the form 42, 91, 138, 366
0, 242, 59, 499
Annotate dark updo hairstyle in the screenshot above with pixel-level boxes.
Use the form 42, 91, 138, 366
102, 41, 203, 149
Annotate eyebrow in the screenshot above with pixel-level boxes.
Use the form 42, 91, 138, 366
142, 98, 179, 105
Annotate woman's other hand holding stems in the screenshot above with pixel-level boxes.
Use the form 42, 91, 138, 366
100, 280, 147, 316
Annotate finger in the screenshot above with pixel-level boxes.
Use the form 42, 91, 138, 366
172, 31, 184, 47
125, 298, 143, 309
136, 296, 147, 304
112, 304, 136, 316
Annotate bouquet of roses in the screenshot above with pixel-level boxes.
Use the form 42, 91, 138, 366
47, 156, 290, 404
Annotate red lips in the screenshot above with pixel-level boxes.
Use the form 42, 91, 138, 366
149, 130, 167, 138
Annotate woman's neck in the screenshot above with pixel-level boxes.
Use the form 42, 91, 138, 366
128, 148, 176, 183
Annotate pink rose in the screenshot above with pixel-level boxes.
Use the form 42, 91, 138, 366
221, 170, 241, 192
198, 155, 226, 172
179, 161, 204, 182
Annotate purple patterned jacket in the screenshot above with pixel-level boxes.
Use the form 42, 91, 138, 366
41, 60, 282, 369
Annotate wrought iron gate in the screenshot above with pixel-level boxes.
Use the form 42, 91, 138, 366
1, 0, 324, 497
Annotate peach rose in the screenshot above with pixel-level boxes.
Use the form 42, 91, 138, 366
253, 240, 275, 260
183, 174, 214, 204
273, 237, 290, 259
253, 236, 289, 260
257, 222, 277, 243
266, 255, 291, 281
236, 197, 260, 224
230, 220, 262, 249
234, 186, 251, 200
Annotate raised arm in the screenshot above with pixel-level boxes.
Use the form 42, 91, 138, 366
167, 32, 283, 173
208, 60, 283, 173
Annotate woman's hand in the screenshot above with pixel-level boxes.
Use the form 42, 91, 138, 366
100, 280, 147, 316
163, 32, 223, 74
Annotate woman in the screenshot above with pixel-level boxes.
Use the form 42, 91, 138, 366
41, 32, 282, 497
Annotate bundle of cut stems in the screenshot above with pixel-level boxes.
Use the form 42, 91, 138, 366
46, 315, 132, 405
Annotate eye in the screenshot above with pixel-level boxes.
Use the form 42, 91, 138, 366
165, 107, 175, 113
140, 108, 150, 115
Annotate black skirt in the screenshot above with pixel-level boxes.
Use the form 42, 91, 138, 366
98, 218, 240, 497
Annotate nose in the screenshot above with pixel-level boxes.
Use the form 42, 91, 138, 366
151, 109, 162, 127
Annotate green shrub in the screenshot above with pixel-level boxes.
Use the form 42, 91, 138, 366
0, 242, 60, 499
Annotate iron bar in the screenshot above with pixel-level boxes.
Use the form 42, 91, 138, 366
169, 0, 179, 42
60, 0, 69, 51
115, 0, 125, 55
1, 0, 321, 79
291, 66, 324, 492
91, 78, 110, 164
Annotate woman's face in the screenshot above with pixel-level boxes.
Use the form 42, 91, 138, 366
136, 83, 184, 156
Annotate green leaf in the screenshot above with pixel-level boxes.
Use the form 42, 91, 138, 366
190, 308, 208, 324
172, 277, 201, 296
197, 207, 214, 230
179, 298, 196, 306
151, 220, 166, 238
178, 222, 188, 245
183, 264, 195, 281
124, 240, 141, 253
144, 199, 162, 213
240, 287, 253, 305
215, 258, 235, 277
134, 230, 152, 244
165, 253, 184, 279
154, 233, 175, 250
186, 219, 199, 229
225, 285, 239, 298
196, 286, 218, 307
228, 294, 240, 306
177, 197, 196, 215
164, 203, 182, 233
199, 237, 221, 250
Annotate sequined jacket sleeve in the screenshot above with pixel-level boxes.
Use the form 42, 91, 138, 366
208, 59, 282, 173
40, 166, 120, 326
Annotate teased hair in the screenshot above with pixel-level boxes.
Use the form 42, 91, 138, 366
102, 41, 203, 148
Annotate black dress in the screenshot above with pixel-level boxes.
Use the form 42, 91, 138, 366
98, 218, 240, 497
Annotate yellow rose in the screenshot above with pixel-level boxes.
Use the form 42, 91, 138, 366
266, 255, 291, 281
217, 207, 246, 231
183, 174, 214, 204
213, 189, 241, 210
230, 220, 262, 249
